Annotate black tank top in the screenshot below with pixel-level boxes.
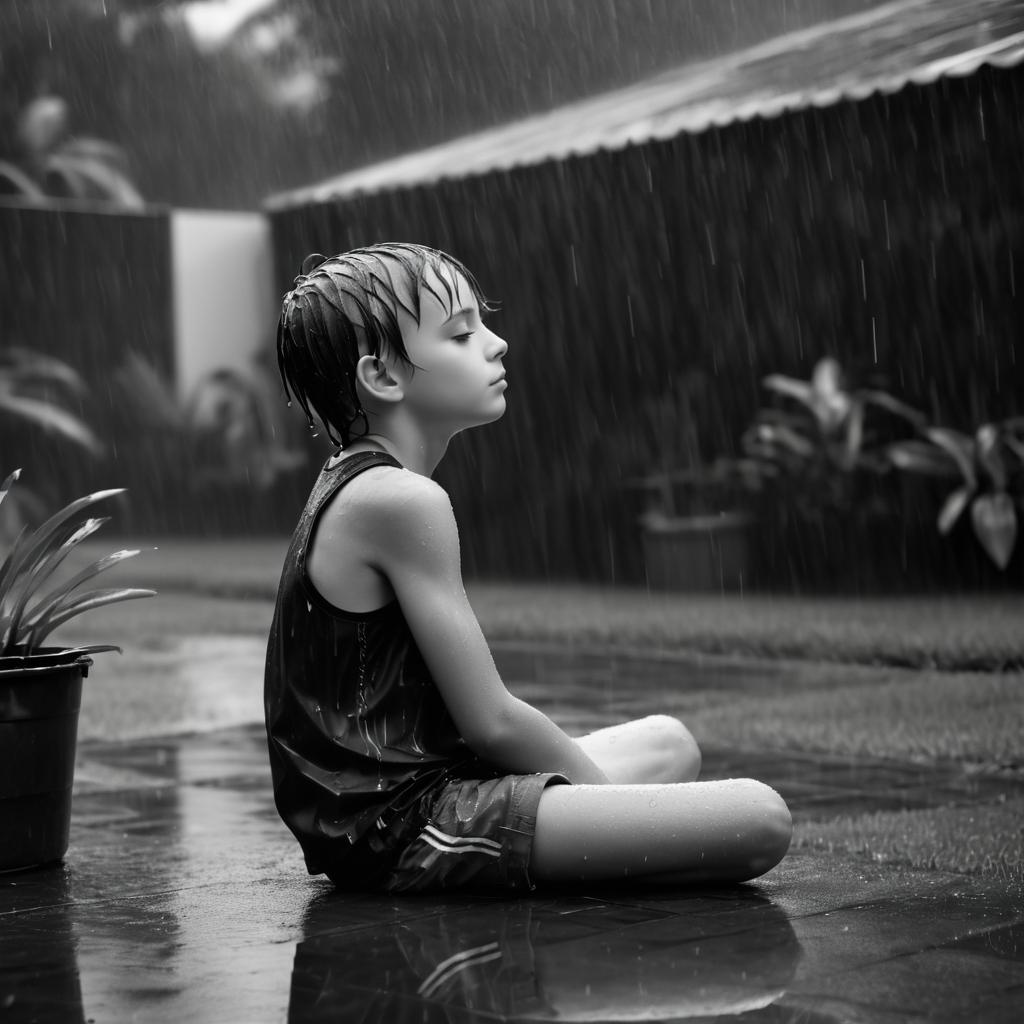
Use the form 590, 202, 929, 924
264, 451, 478, 880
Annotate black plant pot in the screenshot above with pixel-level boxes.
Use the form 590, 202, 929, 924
0, 649, 91, 873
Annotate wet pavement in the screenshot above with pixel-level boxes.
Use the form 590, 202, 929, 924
3, 647, 1023, 1022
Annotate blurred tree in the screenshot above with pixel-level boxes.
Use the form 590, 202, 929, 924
0, 0, 883, 208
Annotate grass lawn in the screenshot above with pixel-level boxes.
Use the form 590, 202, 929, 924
74, 537, 1024, 670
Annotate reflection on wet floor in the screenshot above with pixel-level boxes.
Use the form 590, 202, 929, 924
3, 643, 1024, 1021
290, 892, 800, 1022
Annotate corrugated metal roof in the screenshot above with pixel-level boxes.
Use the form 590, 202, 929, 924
266, 0, 1024, 209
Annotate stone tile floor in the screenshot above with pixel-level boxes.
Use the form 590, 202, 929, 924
2, 647, 1023, 1023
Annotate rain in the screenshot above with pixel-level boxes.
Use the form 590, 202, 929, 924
2, 1, 1023, 1021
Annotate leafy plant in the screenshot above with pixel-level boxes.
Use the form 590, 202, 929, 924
1, 347, 105, 540
741, 357, 925, 512
0, 96, 143, 207
0, 347, 102, 455
0, 469, 155, 657
111, 352, 306, 491
888, 419, 1024, 570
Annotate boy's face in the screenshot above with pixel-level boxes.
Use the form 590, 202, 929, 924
391, 266, 508, 433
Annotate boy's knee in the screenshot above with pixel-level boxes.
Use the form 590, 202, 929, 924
643, 715, 702, 782
744, 782, 793, 876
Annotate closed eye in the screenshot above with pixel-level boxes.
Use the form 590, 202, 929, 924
452, 332, 474, 343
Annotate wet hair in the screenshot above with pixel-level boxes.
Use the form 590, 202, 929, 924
276, 242, 493, 447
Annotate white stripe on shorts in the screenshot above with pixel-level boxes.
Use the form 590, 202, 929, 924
417, 941, 502, 998
420, 823, 502, 858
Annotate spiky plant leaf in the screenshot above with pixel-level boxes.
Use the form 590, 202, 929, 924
27, 588, 156, 648
22, 548, 140, 630
3, 488, 124, 587
0, 524, 29, 612
0, 469, 20, 509
5, 518, 112, 642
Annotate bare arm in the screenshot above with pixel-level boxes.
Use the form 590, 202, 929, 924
365, 471, 608, 784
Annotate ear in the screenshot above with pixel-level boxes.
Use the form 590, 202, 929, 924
355, 353, 403, 404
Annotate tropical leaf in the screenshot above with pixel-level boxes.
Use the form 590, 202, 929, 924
860, 389, 927, 428
842, 398, 865, 471
974, 424, 1007, 491
925, 428, 977, 488
970, 493, 1018, 570
937, 486, 973, 535
887, 439, 959, 477
2, 347, 88, 394
762, 374, 814, 410
754, 422, 815, 459
44, 152, 144, 208
0, 160, 45, 198
1003, 434, 1024, 464
0, 392, 103, 455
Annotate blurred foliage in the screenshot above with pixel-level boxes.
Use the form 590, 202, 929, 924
741, 356, 924, 516
0, 0, 882, 208
889, 416, 1024, 570
103, 352, 308, 533
0, 94, 143, 205
0, 347, 103, 537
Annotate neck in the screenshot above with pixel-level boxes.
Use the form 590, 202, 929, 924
348, 423, 451, 477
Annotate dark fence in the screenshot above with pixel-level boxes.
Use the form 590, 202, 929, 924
268, 63, 1024, 590
1, 201, 174, 510
0, 201, 312, 535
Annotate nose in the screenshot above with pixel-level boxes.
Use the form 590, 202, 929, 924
487, 327, 508, 359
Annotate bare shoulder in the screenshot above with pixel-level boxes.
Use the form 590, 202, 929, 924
309, 465, 458, 610
323, 465, 457, 553
341, 465, 451, 519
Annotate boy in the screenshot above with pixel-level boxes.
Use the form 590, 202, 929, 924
265, 243, 791, 893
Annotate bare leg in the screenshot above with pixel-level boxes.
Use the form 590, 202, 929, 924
575, 715, 701, 784
532, 778, 792, 886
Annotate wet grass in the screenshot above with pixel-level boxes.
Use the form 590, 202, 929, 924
795, 799, 1024, 886
686, 667, 1024, 768
73, 538, 1023, 671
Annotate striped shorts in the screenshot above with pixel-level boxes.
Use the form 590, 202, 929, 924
381, 772, 567, 894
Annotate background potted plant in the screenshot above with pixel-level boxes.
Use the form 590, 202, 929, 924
0, 346, 104, 540
623, 369, 757, 592
0, 468, 155, 872
105, 352, 307, 534
887, 416, 1024, 572
739, 357, 925, 590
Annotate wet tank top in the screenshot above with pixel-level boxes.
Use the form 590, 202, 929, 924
264, 450, 478, 880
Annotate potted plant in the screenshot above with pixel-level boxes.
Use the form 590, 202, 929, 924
1, 346, 104, 541
622, 369, 758, 592
887, 417, 1024, 572
739, 357, 924, 589
0, 469, 155, 872
106, 352, 307, 533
